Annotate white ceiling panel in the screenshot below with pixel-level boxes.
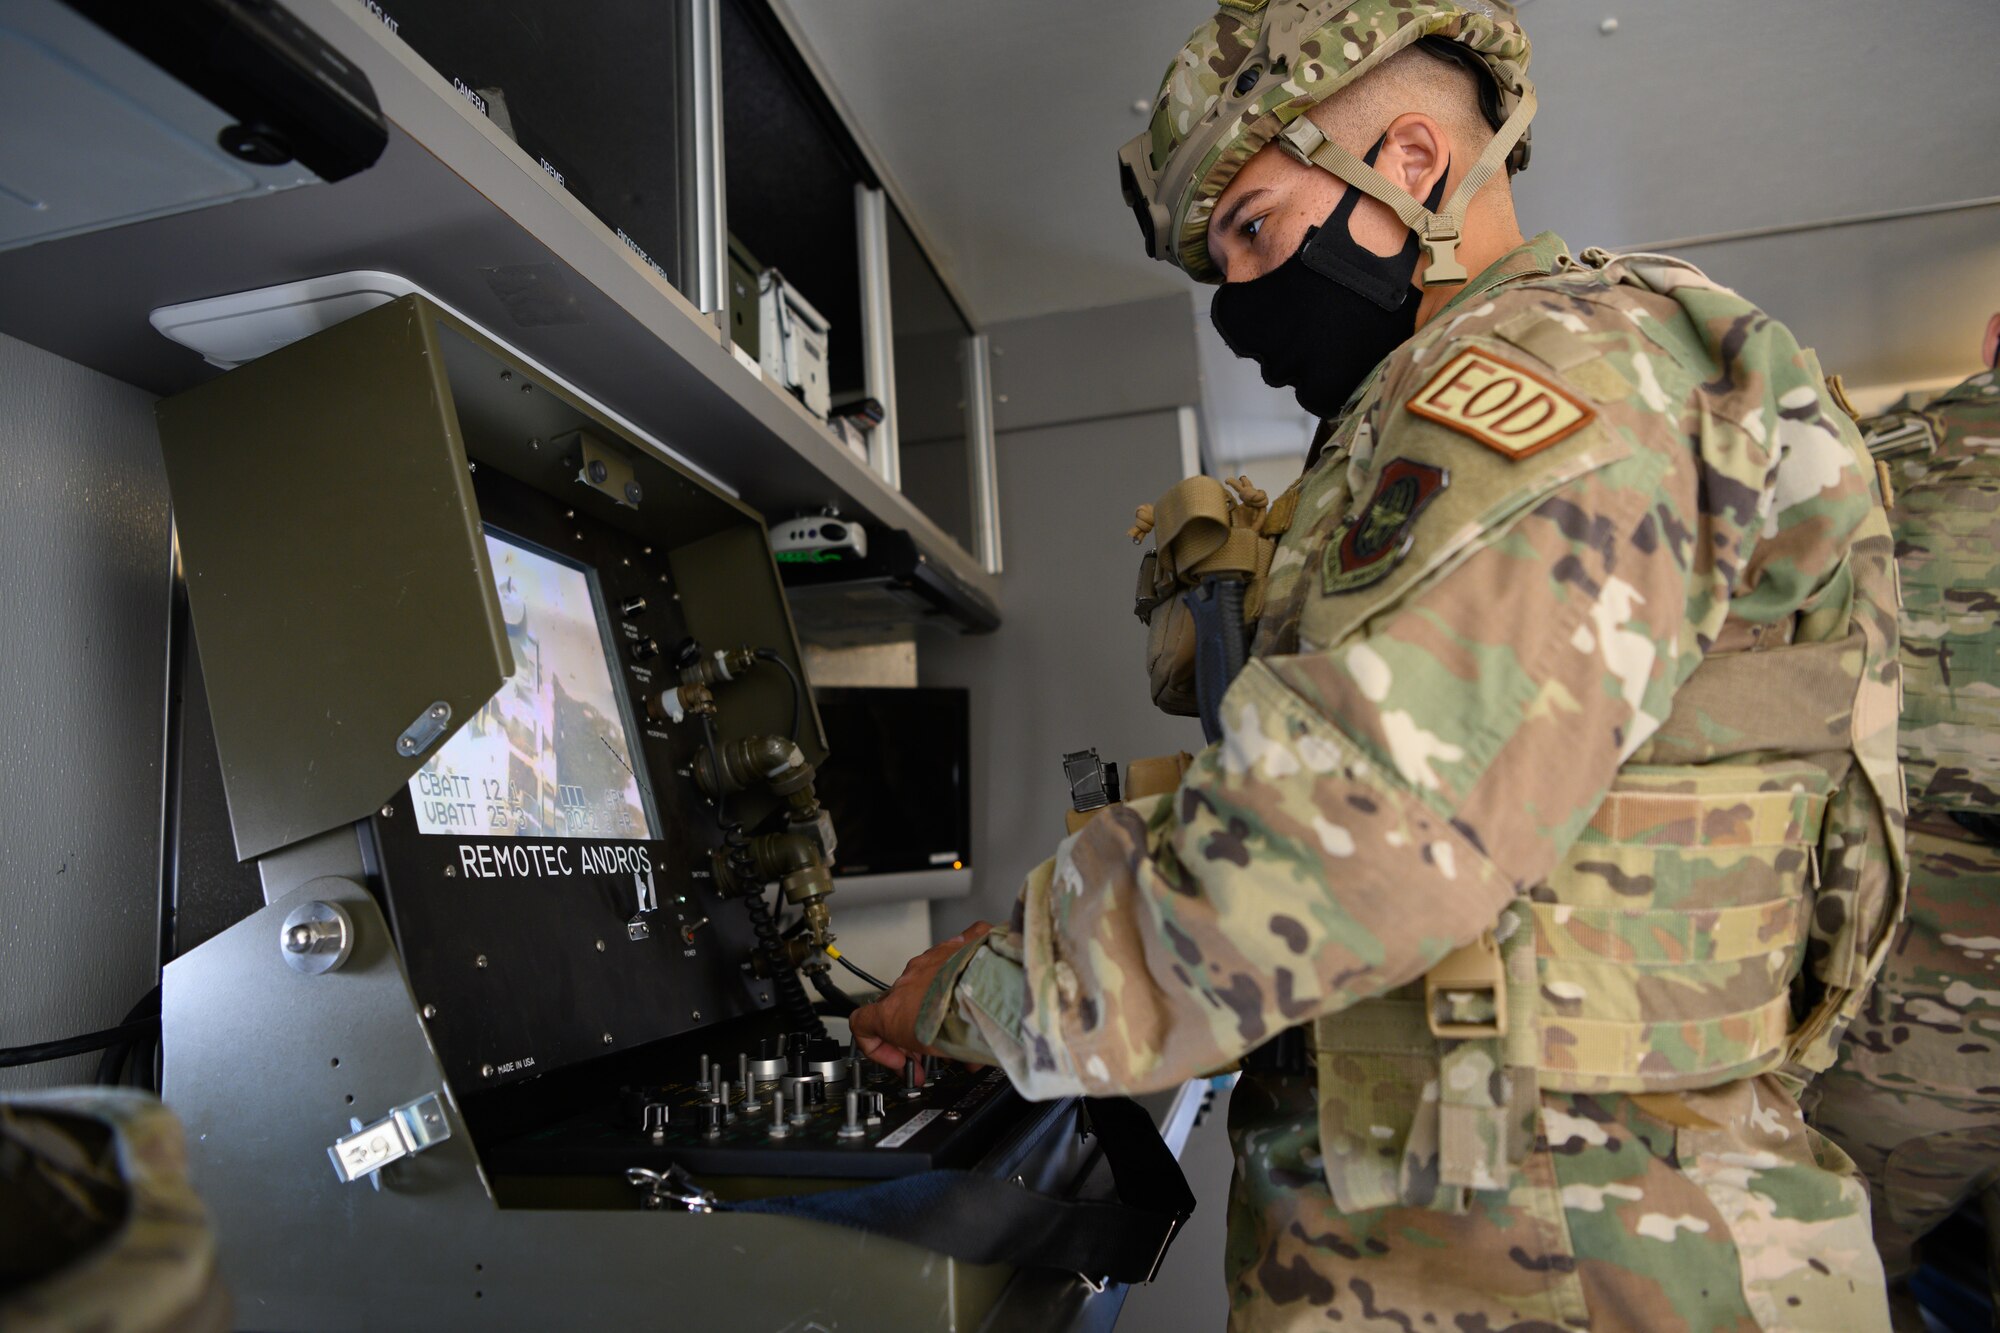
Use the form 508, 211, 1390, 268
775, 0, 2000, 452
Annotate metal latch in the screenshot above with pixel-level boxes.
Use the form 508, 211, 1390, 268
329, 1092, 452, 1184
628, 1163, 718, 1213
1425, 931, 1506, 1040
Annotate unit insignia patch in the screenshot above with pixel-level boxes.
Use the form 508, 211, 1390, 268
1408, 346, 1594, 460
1324, 459, 1449, 595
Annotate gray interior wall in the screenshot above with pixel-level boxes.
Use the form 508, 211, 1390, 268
922, 406, 1204, 928
0, 331, 169, 1089
921, 294, 1206, 933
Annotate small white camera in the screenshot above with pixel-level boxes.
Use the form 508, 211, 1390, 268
769, 515, 867, 564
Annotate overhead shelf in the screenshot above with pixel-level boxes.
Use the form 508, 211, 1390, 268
0, 0, 998, 627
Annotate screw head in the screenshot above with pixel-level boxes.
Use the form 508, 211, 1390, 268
380, 804, 395, 818
691, 1010, 702, 1021
595, 939, 607, 952
444, 864, 456, 877
602, 1032, 614, 1045
624, 481, 644, 505
422, 1004, 438, 1019
587, 459, 610, 484
475, 954, 489, 969
481, 1063, 496, 1078
218, 123, 293, 165
500, 370, 513, 382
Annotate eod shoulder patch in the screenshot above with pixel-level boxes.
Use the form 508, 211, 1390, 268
1408, 346, 1594, 460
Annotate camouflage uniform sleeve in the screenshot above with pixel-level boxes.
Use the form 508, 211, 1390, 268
921, 285, 1866, 1099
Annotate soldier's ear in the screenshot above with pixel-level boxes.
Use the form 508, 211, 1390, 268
1983, 312, 1999, 371
1377, 113, 1448, 204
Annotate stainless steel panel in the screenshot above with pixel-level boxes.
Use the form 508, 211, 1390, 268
162, 883, 1017, 1330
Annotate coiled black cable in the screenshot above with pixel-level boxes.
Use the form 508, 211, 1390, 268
701, 709, 824, 1040
809, 969, 859, 1017
739, 850, 823, 1039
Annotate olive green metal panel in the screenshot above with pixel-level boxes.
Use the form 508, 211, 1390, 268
673, 523, 828, 769
155, 298, 509, 860
418, 302, 824, 768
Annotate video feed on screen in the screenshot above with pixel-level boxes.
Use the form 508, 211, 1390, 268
408, 530, 658, 840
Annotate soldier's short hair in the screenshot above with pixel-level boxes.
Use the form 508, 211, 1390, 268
1306, 42, 1500, 174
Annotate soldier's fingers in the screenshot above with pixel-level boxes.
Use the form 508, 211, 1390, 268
850, 1010, 913, 1073
953, 921, 995, 945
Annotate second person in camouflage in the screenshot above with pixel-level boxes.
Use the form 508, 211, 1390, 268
853, 3, 1907, 1328
1810, 313, 2000, 1331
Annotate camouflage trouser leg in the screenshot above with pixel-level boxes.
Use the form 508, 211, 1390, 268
1810, 1068, 2000, 1324
1225, 1071, 1888, 1332
1807, 815, 2000, 1329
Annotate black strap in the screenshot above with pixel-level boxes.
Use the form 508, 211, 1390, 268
1186, 576, 1248, 745
728, 1097, 1195, 1284
1953, 811, 2000, 847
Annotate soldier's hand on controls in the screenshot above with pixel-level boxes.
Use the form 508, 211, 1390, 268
849, 922, 993, 1079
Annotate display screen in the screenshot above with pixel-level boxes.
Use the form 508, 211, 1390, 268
409, 529, 658, 840
813, 688, 970, 877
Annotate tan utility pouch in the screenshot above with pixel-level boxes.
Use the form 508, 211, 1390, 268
1133, 475, 1298, 717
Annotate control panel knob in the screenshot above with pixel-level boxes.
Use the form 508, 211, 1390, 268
749, 1036, 788, 1081
837, 1090, 867, 1140
631, 637, 661, 662
619, 596, 649, 619
805, 1038, 848, 1084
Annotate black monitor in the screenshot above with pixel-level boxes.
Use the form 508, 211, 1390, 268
813, 687, 970, 885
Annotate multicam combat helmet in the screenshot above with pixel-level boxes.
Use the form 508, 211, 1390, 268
1118, 0, 1536, 284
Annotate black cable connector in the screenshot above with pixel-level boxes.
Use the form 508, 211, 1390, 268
753, 647, 807, 744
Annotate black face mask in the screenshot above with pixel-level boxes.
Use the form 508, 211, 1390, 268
1210, 140, 1451, 420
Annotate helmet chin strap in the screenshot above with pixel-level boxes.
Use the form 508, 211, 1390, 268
1276, 88, 1536, 287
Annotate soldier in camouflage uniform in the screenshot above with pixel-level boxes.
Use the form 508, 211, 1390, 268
1808, 315, 2000, 1330
854, 2, 1907, 1327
